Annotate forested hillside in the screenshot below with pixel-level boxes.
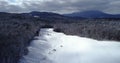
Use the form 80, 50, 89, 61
0, 12, 120, 63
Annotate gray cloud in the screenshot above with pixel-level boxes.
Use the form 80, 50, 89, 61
0, 0, 120, 14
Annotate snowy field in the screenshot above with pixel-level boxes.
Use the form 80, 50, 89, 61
20, 28, 120, 63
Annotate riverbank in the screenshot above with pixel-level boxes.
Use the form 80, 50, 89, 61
1, 18, 120, 63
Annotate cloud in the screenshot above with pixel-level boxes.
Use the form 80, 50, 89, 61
0, 0, 120, 14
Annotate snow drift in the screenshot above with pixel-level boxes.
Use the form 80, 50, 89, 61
20, 28, 120, 63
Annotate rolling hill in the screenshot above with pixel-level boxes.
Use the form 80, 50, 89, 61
64, 10, 120, 19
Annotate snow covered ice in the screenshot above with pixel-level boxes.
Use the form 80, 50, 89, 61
20, 28, 120, 63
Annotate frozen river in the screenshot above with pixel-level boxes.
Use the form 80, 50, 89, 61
20, 28, 120, 63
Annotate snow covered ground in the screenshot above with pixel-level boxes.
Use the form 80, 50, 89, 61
20, 28, 120, 63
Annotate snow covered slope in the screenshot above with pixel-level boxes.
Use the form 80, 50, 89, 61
20, 28, 120, 63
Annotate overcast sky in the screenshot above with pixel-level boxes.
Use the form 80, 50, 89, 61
0, 0, 120, 14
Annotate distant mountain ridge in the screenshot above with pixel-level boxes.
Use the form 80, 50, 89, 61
64, 10, 120, 18
0, 11, 77, 23
0, 11, 120, 21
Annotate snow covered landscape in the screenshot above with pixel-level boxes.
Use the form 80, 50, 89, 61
20, 28, 120, 63
1, 0, 120, 63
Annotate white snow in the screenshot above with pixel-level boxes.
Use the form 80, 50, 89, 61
20, 28, 120, 63
33, 16, 39, 18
